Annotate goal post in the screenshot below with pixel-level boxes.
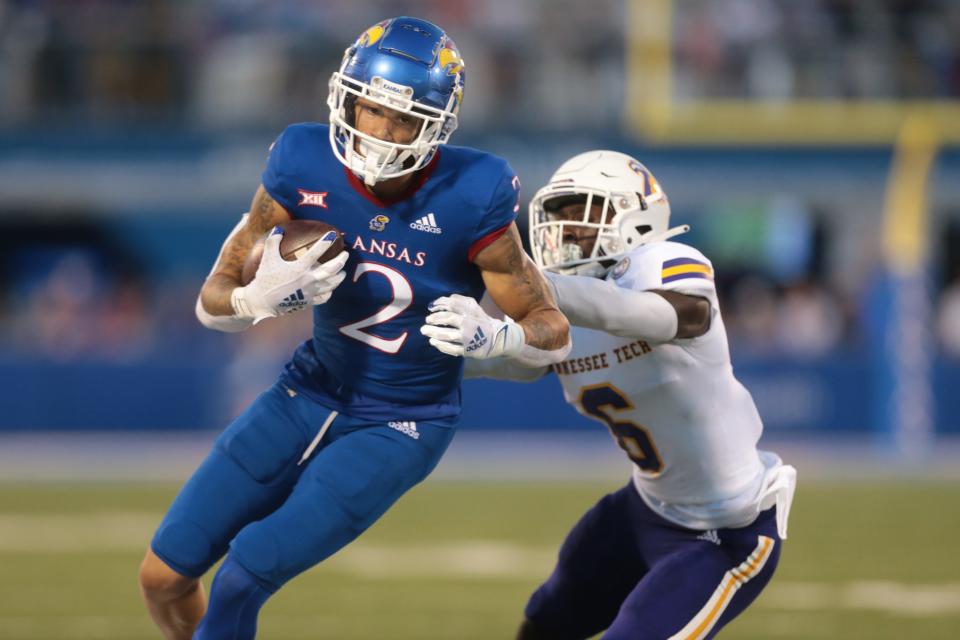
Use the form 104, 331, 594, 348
624, 0, 960, 145
871, 114, 939, 455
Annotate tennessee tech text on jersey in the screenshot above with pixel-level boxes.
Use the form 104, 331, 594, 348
262, 122, 519, 422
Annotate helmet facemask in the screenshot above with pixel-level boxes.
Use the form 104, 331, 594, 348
530, 151, 689, 278
328, 65, 460, 186
530, 188, 634, 277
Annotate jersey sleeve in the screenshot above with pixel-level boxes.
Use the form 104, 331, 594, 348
468, 161, 520, 262
612, 242, 717, 298
260, 126, 302, 215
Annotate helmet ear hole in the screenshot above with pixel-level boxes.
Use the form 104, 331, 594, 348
624, 225, 652, 246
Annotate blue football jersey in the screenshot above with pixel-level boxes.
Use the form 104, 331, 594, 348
261, 123, 519, 421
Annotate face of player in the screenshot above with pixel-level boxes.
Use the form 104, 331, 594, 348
550, 200, 605, 258
353, 97, 423, 146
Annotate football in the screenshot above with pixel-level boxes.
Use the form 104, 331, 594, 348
241, 219, 345, 285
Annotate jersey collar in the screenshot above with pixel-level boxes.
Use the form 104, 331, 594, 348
343, 149, 441, 208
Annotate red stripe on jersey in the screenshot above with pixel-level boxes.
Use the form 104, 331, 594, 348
468, 223, 512, 263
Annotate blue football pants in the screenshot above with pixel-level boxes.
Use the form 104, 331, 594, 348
151, 381, 456, 590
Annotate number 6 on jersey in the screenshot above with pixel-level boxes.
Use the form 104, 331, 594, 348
579, 383, 664, 474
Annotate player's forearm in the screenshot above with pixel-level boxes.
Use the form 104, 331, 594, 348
200, 273, 243, 317
493, 279, 571, 364
499, 307, 570, 367
198, 190, 290, 320
545, 272, 678, 342
517, 307, 570, 351
472, 225, 571, 363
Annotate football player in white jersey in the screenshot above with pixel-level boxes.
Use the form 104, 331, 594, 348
423, 150, 797, 639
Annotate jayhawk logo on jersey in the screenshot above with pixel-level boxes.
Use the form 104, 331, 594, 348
369, 214, 390, 232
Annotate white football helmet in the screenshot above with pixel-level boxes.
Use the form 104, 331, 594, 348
529, 150, 688, 276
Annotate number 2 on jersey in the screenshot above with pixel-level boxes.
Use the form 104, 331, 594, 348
338, 262, 413, 354
579, 383, 664, 473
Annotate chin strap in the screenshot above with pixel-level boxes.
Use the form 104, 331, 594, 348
350, 140, 382, 186
354, 138, 413, 186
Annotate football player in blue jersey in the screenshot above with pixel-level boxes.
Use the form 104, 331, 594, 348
137, 17, 570, 640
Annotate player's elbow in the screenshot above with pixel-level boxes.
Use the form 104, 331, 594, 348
195, 295, 250, 333
548, 309, 571, 350
675, 296, 711, 339
517, 306, 569, 351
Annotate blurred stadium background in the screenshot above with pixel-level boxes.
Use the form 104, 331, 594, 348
1, 0, 959, 638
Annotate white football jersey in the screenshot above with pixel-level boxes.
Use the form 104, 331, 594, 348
551, 241, 793, 533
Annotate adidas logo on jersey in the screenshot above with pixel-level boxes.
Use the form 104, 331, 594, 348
278, 289, 306, 313
387, 421, 420, 440
465, 327, 487, 353
409, 213, 442, 234
696, 529, 721, 546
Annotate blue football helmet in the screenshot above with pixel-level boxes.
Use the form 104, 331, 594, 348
328, 17, 465, 185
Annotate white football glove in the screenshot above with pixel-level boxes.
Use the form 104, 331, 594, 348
420, 294, 525, 359
231, 228, 348, 323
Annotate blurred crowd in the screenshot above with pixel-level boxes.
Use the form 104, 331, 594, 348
4, 0, 960, 132
0, 0, 624, 131
674, 0, 960, 100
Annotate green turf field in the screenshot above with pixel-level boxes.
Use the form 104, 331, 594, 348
0, 480, 958, 639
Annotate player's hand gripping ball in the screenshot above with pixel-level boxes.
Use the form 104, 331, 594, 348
241, 219, 345, 285
232, 220, 349, 323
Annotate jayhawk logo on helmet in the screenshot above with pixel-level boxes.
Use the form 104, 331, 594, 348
359, 20, 389, 48
438, 39, 464, 76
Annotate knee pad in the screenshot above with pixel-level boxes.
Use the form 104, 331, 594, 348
151, 520, 215, 578
228, 484, 362, 590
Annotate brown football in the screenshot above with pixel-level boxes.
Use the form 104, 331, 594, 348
241, 219, 345, 286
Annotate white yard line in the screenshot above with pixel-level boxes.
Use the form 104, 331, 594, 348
762, 580, 960, 616
0, 513, 958, 617
0, 513, 158, 552
317, 540, 557, 579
